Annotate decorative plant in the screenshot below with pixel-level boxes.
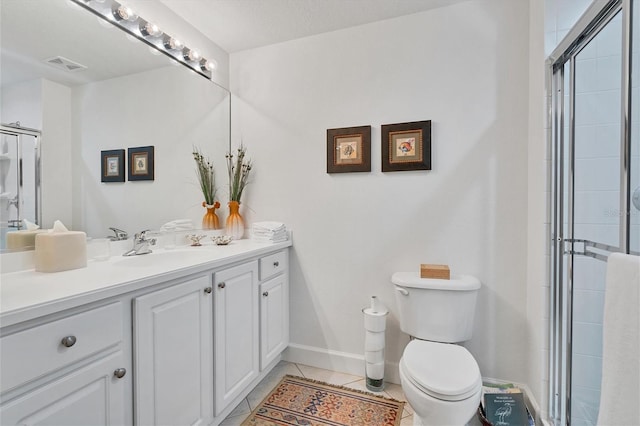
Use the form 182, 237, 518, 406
226, 144, 252, 202
192, 147, 217, 205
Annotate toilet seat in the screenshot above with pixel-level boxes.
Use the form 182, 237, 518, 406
401, 340, 481, 402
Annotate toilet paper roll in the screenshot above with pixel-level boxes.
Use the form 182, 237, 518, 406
365, 349, 384, 364
366, 362, 385, 380
364, 331, 385, 351
363, 309, 388, 332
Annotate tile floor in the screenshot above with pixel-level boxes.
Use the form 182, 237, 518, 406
220, 360, 483, 426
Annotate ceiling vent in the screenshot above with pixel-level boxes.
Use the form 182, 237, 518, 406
44, 56, 87, 72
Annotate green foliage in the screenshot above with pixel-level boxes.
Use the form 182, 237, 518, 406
192, 147, 217, 205
226, 144, 252, 202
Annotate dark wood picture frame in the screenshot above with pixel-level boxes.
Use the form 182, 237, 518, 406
326, 125, 371, 173
128, 146, 155, 181
101, 149, 125, 183
382, 120, 431, 172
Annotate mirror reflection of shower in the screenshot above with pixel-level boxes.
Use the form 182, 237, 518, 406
0, 123, 41, 250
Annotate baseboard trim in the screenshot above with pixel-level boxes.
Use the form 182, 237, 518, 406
283, 343, 401, 384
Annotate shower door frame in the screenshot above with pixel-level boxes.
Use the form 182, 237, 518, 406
547, 0, 634, 424
0, 124, 42, 232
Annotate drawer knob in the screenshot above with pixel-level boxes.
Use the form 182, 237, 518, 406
114, 368, 127, 379
61, 336, 77, 348
273, 261, 279, 267
218, 282, 226, 289
204, 287, 212, 294
263, 291, 269, 297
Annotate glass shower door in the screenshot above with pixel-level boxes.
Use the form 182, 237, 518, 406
550, 1, 639, 424
570, 10, 622, 425
0, 125, 41, 250
632, 0, 640, 254
0, 132, 20, 249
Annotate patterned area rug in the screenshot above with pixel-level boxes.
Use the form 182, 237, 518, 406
241, 375, 405, 426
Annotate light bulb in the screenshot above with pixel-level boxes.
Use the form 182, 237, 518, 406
113, 5, 138, 22
200, 58, 217, 72
183, 48, 200, 62
140, 21, 162, 37
163, 36, 183, 51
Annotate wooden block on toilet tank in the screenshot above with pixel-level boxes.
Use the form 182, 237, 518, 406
420, 264, 450, 279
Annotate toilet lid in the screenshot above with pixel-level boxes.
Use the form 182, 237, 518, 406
402, 340, 481, 402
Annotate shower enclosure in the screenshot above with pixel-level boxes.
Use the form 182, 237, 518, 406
548, 0, 639, 424
0, 124, 41, 249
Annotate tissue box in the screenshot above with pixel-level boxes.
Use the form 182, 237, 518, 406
35, 232, 87, 273
420, 264, 450, 279
6, 230, 47, 250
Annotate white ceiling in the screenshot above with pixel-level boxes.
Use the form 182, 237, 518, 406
160, 0, 469, 53
1, 0, 172, 87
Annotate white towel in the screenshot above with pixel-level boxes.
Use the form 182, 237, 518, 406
251, 221, 288, 242
252, 221, 285, 232
597, 253, 640, 426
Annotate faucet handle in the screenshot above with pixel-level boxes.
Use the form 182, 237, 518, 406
108, 227, 128, 241
135, 229, 152, 240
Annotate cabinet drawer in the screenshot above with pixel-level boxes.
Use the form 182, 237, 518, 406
1, 302, 123, 393
259, 251, 287, 281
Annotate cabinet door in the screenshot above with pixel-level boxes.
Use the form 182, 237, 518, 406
214, 261, 259, 416
0, 351, 126, 426
134, 275, 213, 426
260, 274, 289, 369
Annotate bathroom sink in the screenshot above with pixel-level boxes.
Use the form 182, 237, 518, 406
111, 250, 202, 268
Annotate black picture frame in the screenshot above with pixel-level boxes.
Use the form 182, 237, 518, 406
326, 125, 371, 173
128, 146, 155, 181
101, 149, 125, 183
382, 120, 431, 172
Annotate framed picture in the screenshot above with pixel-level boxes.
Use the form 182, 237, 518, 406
326, 125, 371, 173
128, 146, 154, 181
101, 149, 125, 182
382, 120, 431, 172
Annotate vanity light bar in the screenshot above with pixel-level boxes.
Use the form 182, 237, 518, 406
71, 0, 213, 79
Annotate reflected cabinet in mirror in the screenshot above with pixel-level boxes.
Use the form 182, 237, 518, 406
0, 0, 230, 250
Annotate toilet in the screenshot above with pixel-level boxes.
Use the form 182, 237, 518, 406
392, 272, 482, 426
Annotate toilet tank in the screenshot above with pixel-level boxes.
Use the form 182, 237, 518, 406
392, 272, 481, 343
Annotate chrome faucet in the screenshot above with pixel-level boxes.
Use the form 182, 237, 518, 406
108, 227, 128, 241
122, 230, 156, 256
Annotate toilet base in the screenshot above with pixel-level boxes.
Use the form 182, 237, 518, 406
400, 358, 481, 426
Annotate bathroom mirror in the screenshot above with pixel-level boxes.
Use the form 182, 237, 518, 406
0, 0, 231, 250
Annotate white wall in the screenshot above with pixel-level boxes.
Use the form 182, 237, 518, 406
71, 66, 229, 238
41, 79, 72, 228
231, 0, 531, 385
526, 0, 547, 418
1, 80, 42, 129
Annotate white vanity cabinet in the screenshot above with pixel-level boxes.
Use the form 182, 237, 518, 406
259, 250, 289, 369
0, 302, 128, 425
213, 261, 260, 416
0, 240, 292, 426
133, 274, 214, 426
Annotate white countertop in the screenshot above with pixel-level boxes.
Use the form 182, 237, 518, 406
0, 239, 292, 328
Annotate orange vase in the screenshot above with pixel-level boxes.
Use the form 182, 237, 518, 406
225, 201, 244, 240
202, 201, 220, 230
